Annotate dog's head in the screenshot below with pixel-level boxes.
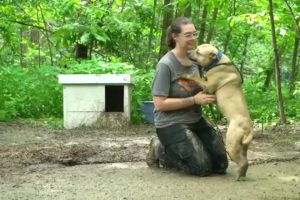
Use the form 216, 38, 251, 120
188, 44, 220, 68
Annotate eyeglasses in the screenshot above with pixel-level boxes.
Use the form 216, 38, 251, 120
181, 31, 199, 39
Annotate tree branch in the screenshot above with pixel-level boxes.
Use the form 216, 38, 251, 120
283, 0, 300, 36
9, 20, 52, 33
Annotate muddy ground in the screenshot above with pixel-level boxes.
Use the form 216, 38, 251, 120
0, 122, 300, 200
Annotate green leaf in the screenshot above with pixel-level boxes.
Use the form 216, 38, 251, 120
93, 33, 107, 42
80, 33, 90, 44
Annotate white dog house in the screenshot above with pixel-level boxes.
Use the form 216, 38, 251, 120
58, 74, 133, 129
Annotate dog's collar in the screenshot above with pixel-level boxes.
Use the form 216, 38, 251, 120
205, 50, 223, 71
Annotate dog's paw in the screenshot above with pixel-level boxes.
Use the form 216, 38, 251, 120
202, 86, 208, 92
178, 74, 193, 81
236, 175, 250, 181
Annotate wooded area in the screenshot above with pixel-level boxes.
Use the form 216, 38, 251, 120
0, 0, 299, 125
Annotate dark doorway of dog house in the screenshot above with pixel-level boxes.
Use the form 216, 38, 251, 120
105, 85, 124, 112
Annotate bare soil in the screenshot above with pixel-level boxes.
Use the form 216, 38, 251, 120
0, 122, 300, 200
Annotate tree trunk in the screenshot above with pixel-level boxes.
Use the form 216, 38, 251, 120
184, 3, 191, 18
38, 4, 54, 66
223, 0, 236, 54
158, 0, 173, 59
239, 33, 249, 75
75, 43, 89, 59
223, 27, 232, 54
206, 8, 218, 43
88, 39, 94, 59
198, 5, 207, 44
263, 66, 274, 90
263, 44, 286, 90
19, 27, 26, 67
268, 0, 286, 124
147, 0, 157, 69
30, 28, 40, 67
148, 0, 157, 51
120, 0, 127, 12
283, 0, 300, 36
289, 28, 299, 94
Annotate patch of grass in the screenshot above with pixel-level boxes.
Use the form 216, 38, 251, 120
14, 118, 63, 128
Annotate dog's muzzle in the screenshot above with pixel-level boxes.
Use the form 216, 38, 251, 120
187, 50, 197, 62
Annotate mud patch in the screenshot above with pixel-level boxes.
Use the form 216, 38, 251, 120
1, 123, 300, 170
0, 123, 300, 199
0, 126, 152, 172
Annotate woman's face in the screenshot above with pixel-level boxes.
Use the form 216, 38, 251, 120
173, 24, 198, 50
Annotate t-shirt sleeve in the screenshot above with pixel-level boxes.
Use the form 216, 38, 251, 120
151, 63, 171, 97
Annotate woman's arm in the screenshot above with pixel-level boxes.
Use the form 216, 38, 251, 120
153, 92, 216, 111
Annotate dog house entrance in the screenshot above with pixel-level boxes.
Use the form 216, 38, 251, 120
105, 85, 124, 112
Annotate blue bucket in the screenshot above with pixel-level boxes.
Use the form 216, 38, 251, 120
140, 101, 154, 124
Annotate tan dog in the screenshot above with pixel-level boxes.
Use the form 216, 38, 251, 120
186, 44, 253, 180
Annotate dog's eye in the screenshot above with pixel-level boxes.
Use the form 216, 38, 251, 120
196, 50, 201, 55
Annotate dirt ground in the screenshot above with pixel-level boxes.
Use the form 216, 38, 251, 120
0, 122, 300, 200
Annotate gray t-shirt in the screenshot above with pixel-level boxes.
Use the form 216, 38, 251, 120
152, 51, 203, 128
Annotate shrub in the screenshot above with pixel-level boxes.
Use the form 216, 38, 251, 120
0, 59, 155, 123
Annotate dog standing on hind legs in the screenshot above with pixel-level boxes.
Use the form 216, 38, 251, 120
183, 44, 253, 181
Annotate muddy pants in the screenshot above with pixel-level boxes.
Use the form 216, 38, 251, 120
156, 118, 228, 176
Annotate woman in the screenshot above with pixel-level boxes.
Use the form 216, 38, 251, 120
146, 17, 228, 176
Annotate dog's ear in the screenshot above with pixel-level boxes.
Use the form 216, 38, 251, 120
209, 52, 217, 60
208, 44, 219, 59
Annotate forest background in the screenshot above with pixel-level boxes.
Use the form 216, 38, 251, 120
0, 0, 299, 127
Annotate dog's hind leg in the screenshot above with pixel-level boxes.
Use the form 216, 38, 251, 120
226, 142, 248, 180
225, 118, 253, 181
238, 144, 250, 178
239, 128, 253, 179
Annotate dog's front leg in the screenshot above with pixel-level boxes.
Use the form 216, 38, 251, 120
194, 79, 219, 94
179, 75, 208, 92
193, 79, 209, 92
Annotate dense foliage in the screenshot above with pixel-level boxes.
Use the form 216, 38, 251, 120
0, 60, 155, 124
0, 0, 299, 126
1, 61, 299, 126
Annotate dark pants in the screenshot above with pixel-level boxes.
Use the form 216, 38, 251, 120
156, 118, 228, 176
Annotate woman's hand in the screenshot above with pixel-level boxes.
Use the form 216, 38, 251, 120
193, 91, 216, 105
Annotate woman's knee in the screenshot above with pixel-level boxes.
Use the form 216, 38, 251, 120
167, 142, 211, 176
167, 139, 193, 160
179, 131, 212, 176
157, 123, 212, 176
